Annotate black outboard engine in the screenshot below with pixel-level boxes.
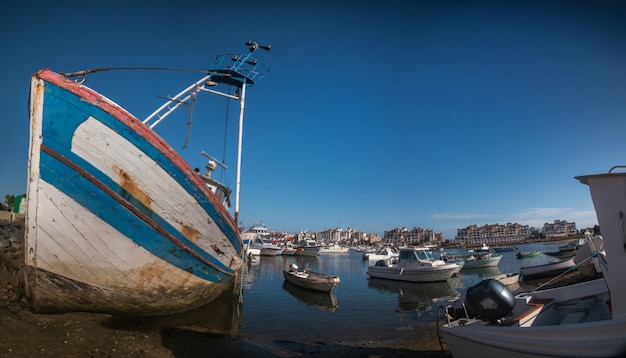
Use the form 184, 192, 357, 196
464, 279, 515, 323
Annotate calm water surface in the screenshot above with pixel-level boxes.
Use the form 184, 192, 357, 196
239, 242, 566, 342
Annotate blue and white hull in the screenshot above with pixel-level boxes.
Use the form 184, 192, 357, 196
25, 69, 245, 315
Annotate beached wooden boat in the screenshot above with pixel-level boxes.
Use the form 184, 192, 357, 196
516, 249, 541, 258
24, 42, 272, 315
439, 167, 626, 358
283, 264, 340, 293
520, 257, 576, 281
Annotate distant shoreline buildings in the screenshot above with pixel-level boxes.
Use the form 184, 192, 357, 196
456, 219, 578, 246
251, 219, 582, 248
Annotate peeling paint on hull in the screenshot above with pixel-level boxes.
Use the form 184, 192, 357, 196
25, 69, 244, 315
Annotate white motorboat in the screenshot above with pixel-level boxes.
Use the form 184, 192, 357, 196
245, 221, 271, 238
294, 238, 322, 257
249, 236, 284, 256
367, 248, 460, 283
280, 241, 297, 256
320, 244, 350, 254
438, 167, 626, 358
467, 243, 490, 254
462, 254, 502, 269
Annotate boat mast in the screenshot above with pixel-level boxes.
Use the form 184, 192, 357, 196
142, 40, 271, 225
234, 82, 246, 225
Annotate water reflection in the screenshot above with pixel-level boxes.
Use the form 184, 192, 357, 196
367, 278, 460, 314
282, 281, 340, 312
102, 279, 243, 338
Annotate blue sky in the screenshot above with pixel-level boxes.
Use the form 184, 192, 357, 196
2, 0, 626, 240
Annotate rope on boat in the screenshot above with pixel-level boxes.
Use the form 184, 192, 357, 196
60, 66, 210, 78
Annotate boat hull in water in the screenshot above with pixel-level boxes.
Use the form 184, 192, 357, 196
25, 69, 245, 315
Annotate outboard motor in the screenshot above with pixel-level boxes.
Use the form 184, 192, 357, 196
464, 279, 515, 323
290, 263, 299, 272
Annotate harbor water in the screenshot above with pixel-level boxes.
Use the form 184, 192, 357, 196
238, 242, 566, 343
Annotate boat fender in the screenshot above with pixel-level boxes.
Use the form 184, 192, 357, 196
464, 279, 515, 323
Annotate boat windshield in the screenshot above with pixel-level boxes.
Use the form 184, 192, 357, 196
400, 249, 433, 261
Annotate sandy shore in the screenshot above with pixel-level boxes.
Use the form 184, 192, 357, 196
0, 219, 452, 357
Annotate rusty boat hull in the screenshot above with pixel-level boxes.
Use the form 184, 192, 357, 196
25, 69, 245, 315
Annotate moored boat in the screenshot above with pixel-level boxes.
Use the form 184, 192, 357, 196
363, 246, 399, 261
280, 241, 297, 256
292, 231, 322, 257
516, 249, 542, 258
320, 244, 350, 254
438, 166, 626, 358
520, 257, 576, 281
462, 254, 502, 269
558, 237, 586, 252
367, 248, 460, 283
467, 243, 490, 254
283, 264, 340, 293
249, 236, 284, 256
24, 42, 272, 315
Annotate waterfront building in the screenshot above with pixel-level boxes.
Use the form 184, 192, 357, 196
542, 219, 577, 238
383, 227, 444, 247
455, 222, 530, 246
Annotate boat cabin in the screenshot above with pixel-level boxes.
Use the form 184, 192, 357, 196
400, 249, 434, 261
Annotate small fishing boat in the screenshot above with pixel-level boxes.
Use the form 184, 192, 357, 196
280, 241, 297, 256
516, 249, 542, 258
467, 243, 490, 254
367, 248, 460, 283
440, 251, 501, 269
292, 231, 322, 257
24, 42, 271, 315
283, 264, 340, 293
558, 237, 586, 252
294, 239, 322, 257
363, 246, 399, 261
438, 166, 626, 358
462, 254, 502, 269
520, 257, 576, 281
249, 236, 284, 256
